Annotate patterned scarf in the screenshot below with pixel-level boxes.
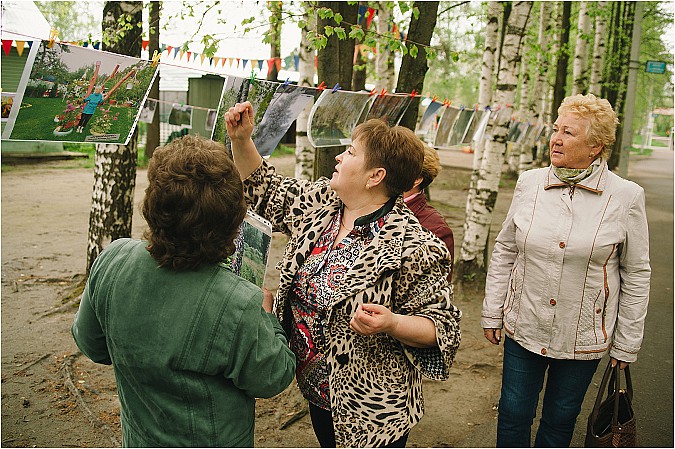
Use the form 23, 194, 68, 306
553, 158, 602, 185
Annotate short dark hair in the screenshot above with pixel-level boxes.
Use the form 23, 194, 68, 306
352, 119, 424, 197
142, 135, 246, 271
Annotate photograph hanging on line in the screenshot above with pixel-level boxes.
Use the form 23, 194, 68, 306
417, 100, 443, 140
253, 84, 316, 157
138, 98, 157, 123
6, 41, 157, 144
168, 103, 193, 129
366, 93, 412, 127
307, 90, 374, 147
447, 109, 475, 147
433, 105, 460, 149
205, 108, 217, 131
224, 210, 273, 288
1, 93, 15, 122
211, 75, 249, 148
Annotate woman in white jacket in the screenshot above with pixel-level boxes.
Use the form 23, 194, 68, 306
482, 94, 651, 447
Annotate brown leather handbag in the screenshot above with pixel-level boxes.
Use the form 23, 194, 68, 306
585, 361, 637, 447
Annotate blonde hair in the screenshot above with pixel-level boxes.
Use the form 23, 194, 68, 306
558, 94, 619, 159
418, 145, 441, 191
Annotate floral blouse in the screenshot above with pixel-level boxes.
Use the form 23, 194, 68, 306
289, 208, 390, 410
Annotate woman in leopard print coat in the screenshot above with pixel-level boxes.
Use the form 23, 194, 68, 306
225, 102, 461, 448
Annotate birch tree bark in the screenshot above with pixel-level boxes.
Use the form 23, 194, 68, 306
86, 1, 142, 274
572, 1, 591, 95
145, 0, 160, 159
294, 2, 316, 180
456, 0, 532, 285
462, 1, 501, 281
551, 1, 571, 124
374, 2, 395, 91
588, 2, 608, 95
528, 1, 552, 165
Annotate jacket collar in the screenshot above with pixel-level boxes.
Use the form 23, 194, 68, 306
544, 159, 608, 193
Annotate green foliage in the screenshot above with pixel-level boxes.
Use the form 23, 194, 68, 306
35, 1, 98, 41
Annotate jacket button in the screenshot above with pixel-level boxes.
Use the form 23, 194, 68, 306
550, 299, 557, 306
596, 308, 602, 314
541, 348, 547, 355
336, 354, 349, 365
559, 242, 566, 249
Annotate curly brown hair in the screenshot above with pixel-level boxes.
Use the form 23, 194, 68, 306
141, 135, 246, 271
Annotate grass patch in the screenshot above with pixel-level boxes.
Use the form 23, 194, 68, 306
271, 144, 295, 157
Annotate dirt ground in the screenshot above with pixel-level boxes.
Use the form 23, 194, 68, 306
1, 153, 514, 447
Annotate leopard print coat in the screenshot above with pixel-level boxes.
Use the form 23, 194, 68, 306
243, 159, 462, 447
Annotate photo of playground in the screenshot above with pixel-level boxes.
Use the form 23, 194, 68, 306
7, 41, 157, 144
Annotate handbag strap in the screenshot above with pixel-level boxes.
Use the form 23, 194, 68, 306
590, 361, 615, 426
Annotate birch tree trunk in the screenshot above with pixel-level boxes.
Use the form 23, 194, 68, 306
375, 2, 395, 91
456, 0, 532, 286
294, 3, 316, 180
551, 1, 571, 124
588, 2, 608, 95
529, 1, 551, 165
462, 1, 501, 282
86, 1, 142, 274
572, 1, 591, 95
145, 0, 161, 159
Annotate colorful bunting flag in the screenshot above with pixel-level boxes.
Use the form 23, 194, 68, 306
15, 41, 25, 56
2, 40, 12, 56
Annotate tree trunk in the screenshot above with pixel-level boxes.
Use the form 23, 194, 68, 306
528, 1, 551, 124
314, 1, 358, 180
375, 1, 395, 91
572, 1, 591, 95
352, 45, 367, 91
550, 0, 571, 124
456, 0, 532, 287
145, 0, 160, 159
267, 0, 282, 82
86, 1, 142, 275
395, 1, 439, 131
588, 2, 608, 95
295, 2, 316, 180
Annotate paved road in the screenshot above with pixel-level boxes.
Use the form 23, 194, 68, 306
457, 148, 674, 447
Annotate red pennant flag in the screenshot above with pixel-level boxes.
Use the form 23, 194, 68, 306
2, 40, 12, 56
166, 45, 173, 54
366, 7, 376, 29
267, 58, 274, 75
186, 51, 191, 62
275, 57, 281, 71
142, 39, 149, 51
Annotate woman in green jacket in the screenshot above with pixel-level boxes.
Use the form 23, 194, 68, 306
72, 135, 296, 447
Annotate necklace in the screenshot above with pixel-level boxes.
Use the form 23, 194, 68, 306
340, 216, 354, 231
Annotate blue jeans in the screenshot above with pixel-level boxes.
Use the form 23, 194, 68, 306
497, 337, 601, 447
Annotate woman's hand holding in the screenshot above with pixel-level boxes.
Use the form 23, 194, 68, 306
350, 303, 437, 348
610, 357, 629, 370
350, 303, 397, 336
224, 101, 254, 142
262, 287, 274, 313
483, 328, 502, 345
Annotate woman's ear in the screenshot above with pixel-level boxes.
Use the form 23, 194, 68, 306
368, 167, 387, 188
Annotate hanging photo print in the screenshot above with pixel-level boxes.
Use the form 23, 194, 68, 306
1, 93, 15, 122
205, 108, 217, 131
433, 106, 460, 149
5, 41, 157, 144
168, 103, 193, 129
417, 100, 443, 141
366, 93, 412, 127
253, 84, 316, 157
307, 90, 373, 147
447, 109, 475, 147
139, 98, 157, 123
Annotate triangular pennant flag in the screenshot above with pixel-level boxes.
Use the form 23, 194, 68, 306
257, 60, 263, 71
275, 57, 281, 71
267, 58, 274, 75
200, 54, 206, 64
83, 41, 89, 47
357, 5, 367, 26
186, 51, 191, 62
294, 55, 299, 71
2, 40, 12, 56
93, 42, 100, 50
166, 45, 173, 54
179, 50, 185, 60
173, 47, 180, 58
366, 7, 376, 29
242, 59, 248, 69
142, 39, 149, 51
161, 43, 167, 52
27, 41, 33, 49
15, 41, 25, 56
211, 57, 217, 66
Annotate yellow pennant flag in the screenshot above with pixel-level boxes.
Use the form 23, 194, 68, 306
15, 41, 26, 56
